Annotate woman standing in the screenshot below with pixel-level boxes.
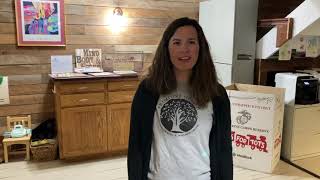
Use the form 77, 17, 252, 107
127, 17, 233, 180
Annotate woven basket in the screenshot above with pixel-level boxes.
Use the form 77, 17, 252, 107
30, 141, 57, 161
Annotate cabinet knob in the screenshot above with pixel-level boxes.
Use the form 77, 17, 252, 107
79, 99, 89, 102
78, 87, 88, 90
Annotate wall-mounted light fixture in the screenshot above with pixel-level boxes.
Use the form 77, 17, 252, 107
113, 7, 123, 16
105, 5, 127, 34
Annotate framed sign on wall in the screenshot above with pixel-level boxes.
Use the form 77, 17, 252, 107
15, 0, 66, 46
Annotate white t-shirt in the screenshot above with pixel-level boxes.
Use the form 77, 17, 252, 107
148, 82, 213, 180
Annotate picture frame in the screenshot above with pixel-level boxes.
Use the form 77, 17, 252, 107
15, 0, 66, 46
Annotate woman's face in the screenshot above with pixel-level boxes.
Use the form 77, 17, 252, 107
168, 25, 199, 75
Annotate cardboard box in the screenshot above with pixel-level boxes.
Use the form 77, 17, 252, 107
226, 84, 285, 173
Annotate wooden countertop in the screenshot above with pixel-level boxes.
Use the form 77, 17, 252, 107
49, 73, 140, 81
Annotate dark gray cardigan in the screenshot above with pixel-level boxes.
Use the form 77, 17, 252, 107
127, 80, 233, 180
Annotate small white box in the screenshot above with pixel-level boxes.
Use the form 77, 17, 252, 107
226, 84, 285, 173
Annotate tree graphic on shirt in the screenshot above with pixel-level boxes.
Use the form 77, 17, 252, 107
160, 99, 197, 133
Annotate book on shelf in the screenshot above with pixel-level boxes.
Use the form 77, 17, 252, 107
113, 70, 138, 76
49, 72, 91, 79
88, 71, 138, 77
88, 72, 120, 77
74, 67, 103, 73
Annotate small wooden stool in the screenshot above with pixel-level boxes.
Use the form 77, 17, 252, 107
2, 115, 31, 163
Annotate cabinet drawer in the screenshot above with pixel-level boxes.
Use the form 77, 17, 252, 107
108, 91, 135, 104
61, 93, 105, 107
108, 81, 139, 91
59, 83, 105, 94
294, 106, 320, 133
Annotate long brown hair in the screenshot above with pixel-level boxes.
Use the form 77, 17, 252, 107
145, 17, 220, 107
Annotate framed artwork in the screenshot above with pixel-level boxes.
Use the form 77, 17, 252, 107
15, 0, 66, 46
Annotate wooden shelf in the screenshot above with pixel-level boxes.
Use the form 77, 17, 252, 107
254, 58, 320, 86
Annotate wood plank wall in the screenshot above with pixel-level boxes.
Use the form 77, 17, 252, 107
0, 0, 199, 132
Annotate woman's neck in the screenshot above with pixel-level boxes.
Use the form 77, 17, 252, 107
174, 69, 191, 83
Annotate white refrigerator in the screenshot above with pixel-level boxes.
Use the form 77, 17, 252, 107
199, 0, 259, 86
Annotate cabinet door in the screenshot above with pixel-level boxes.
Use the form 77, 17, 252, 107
107, 103, 131, 152
61, 105, 108, 158
291, 106, 320, 158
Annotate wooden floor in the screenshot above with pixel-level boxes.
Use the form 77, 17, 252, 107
0, 156, 318, 180
293, 156, 320, 177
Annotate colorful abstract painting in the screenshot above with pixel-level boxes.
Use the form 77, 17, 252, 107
15, 0, 65, 46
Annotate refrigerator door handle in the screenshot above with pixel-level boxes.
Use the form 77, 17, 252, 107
237, 54, 253, 60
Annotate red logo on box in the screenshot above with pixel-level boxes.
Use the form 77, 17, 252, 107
232, 131, 268, 153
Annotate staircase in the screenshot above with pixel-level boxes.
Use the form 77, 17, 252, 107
257, 0, 305, 40
256, 0, 320, 59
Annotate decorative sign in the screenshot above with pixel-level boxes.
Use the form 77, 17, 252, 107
294, 35, 306, 52
279, 40, 292, 60
75, 49, 103, 73
50, 55, 73, 74
103, 53, 143, 72
305, 36, 320, 58
0, 76, 10, 105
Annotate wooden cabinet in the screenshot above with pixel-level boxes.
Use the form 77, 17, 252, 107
53, 78, 138, 159
281, 104, 320, 161
60, 105, 108, 157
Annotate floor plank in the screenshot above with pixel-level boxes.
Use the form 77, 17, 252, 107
0, 156, 318, 180
293, 156, 320, 177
